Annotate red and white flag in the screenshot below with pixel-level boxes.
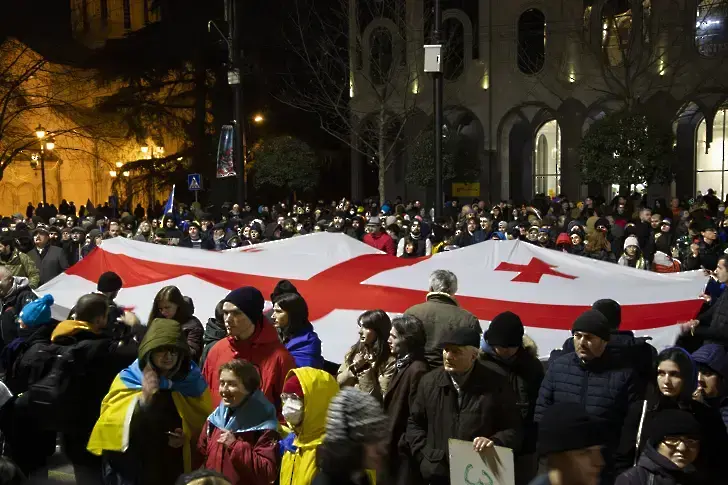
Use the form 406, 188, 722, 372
37, 233, 707, 361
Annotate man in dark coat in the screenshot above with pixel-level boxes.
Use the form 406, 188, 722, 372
404, 270, 481, 368
383, 315, 429, 485
26, 225, 69, 286
536, 310, 643, 485
686, 220, 724, 271
480, 311, 544, 485
405, 327, 522, 485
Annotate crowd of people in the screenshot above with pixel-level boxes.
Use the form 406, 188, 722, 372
0, 191, 724, 485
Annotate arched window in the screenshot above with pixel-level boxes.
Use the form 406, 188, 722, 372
696, 0, 728, 56
443, 18, 465, 80
517, 9, 546, 74
602, 1, 632, 66
534, 120, 561, 196
370, 27, 393, 85
696, 108, 728, 199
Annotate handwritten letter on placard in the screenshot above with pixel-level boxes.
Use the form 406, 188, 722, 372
448, 439, 515, 485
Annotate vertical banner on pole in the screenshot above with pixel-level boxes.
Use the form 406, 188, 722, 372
217, 125, 237, 178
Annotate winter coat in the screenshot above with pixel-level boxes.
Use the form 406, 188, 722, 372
0, 277, 37, 350
404, 293, 481, 368
536, 351, 641, 469
382, 355, 428, 485
178, 235, 215, 250
0, 249, 40, 288
686, 239, 725, 271
696, 289, 728, 343
616, 445, 702, 485
480, 339, 544, 455
280, 368, 340, 485
202, 321, 296, 414
27, 244, 69, 286
283, 323, 324, 369
200, 317, 226, 369
198, 391, 279, 485
180, 316, 204, 363
362, 231, 396, 255
312, 470, 372, 485
337, 351, 396, 402
405, 362, 522, 485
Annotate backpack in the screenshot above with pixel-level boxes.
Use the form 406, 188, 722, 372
21, 340, 104, 432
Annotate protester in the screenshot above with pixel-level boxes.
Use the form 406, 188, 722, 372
692, 344, 728, 430
362, 217, 395, 255
382, 314, 428, 485
279, 368, 340, 485
88, 318, 212, 484
200, 300, 226, 369
175, 469, 232, 485
337, 310, 396, 401
405, 326, 522, 485
272, 293, 324, 369
616, 410, 704, 485
404, 269, 481, 368
0, 234, 40, 289
312, 388, 388, 485
0, 266, 37, 351
480, 311, 544, 485
149, 286, 205, 362
198, 359, 279, 485
202, 287, 295, 413
27, 224, 69, 285
529, 403, 606, 485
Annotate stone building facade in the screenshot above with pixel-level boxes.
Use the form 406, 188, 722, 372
349, 0, 728, 204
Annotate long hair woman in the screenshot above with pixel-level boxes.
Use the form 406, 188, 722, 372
337, 310, 396, 402
271, 293, 324, 369
149, 286, 205, 363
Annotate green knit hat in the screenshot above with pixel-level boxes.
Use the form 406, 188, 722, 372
138, 318, 188, 361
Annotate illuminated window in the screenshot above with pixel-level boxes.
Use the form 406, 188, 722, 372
534, 120, 561, 196
518, 9, 546, 74
696, 0, 728, 56
602, 2, 632, 67
696, 107, 728, 199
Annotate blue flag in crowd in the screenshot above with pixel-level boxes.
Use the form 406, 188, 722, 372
163, 185, 176, 216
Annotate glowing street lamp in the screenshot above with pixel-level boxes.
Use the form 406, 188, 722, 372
35, 124, 46, 139
253, 113, 264, 124
33, 125, 53, 203
116, 161, 123, 168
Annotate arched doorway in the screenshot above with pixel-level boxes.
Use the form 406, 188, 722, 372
696, 106, 728, 199
533, 120, 561, 197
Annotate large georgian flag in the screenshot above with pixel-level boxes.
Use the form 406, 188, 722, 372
37, 233, 707, 361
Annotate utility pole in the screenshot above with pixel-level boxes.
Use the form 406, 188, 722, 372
224, 0, 246, 204
432, 0, 444, 217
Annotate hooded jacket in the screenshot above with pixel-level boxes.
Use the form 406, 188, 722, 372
200, 316, 227, 369
280, 368, 340, 485
0, 249, 40, 288
202, 320, 296, 414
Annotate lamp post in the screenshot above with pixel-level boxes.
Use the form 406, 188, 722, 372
432, 0, 443, 217
35, 125, 54, 204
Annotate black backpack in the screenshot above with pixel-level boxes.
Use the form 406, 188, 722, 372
20, 340, 103, 432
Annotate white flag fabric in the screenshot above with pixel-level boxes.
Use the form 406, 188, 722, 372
37, 233, 707, 361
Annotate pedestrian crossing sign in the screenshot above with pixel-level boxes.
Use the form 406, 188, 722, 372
188, 174, 202, 191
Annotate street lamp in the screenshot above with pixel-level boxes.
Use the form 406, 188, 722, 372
253, 113, 264, 124
109, 170, 117, 178
34, 125, 53, 204
115, 161, 123, 168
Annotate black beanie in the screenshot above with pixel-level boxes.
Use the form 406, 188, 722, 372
571, 310, 611, 341
97, 272, 123, 293
592, 299, 621, 330
224, 287, 264, 324
486, 311, 524, 347
537, 403, 607, 455
270, 279, 299, 303
647, 409, 701, 446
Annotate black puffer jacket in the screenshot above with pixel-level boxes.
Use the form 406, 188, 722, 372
199, 317, 226, 369
405, 362, 522, 485
616, 445, 702, 485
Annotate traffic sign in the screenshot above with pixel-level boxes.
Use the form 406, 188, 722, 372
188, 174, 202, 191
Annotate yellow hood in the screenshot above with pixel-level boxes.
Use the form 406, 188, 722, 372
288, 367, 339, 449
51, 320, 101, 342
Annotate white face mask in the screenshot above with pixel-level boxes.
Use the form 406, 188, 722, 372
282, 398, 304, 426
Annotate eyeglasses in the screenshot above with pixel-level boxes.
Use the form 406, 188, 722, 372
663, 437, 699, 448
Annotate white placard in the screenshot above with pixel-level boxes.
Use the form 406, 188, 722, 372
448, 439, 515, 485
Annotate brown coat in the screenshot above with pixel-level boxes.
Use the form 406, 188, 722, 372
383, 357, 428, 485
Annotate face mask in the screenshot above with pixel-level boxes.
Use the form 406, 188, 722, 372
282, 398, 304, 426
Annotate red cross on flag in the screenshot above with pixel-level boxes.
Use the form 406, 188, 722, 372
37, 233, 707, 361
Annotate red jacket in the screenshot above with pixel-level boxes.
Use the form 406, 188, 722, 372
363, 231, 395, 255
202, 321, 295, 413
197, 422, 278, 485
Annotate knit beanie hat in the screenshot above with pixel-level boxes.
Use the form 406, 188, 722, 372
692, 344, 728, 380
19, 294, 54, 328
623, 236, 639, 250
138, 318, 188, 361
537, 403, 607, 455
591, 299, 622, 331
282, 374, 304, 400
271, 279, 299, 303
324, 388, 388, 445
571, 310, 611, 341
485, 311, 524, 347
0, 234, 14, 248
97, 271, 123, 293
224, 287, 264, 324
647, 409, 701, 446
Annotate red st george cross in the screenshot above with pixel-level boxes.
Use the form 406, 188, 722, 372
495, 257, 578, 283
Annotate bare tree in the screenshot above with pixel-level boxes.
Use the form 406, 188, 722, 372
0, 39, 120, 184
280, 0, 438, 205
